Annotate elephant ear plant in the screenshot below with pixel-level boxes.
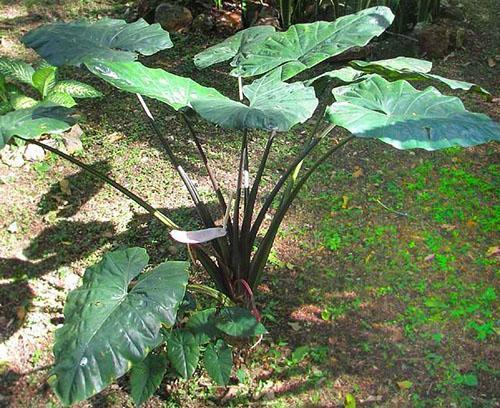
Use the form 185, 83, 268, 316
2, 7, 496, 405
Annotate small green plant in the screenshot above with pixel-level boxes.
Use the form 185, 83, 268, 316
0, 56, 102, 112
0, 10, 498, 406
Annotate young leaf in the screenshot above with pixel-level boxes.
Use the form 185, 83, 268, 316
350, 57, 491, 99
214, 307, 267, 337
204, 340, 232, 386
51, 80, 103, 98
49, 248, 188, 406
170, 227, 227, 244
326, 75, 500, 150
0, 57, 34, 85
130, 353, 168, 406
0, 102, 74, 149
167, 330, 200, 379
22, 18, 173, 67
186, 308, 219, 344
32, 66, 57, 97
194, 25, 275, 69
231, 6, 394, 80
305, 66, 369, 86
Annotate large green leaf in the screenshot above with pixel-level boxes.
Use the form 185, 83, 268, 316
130, 352, 168, 406
87, 60, 317, 131
50, 248, 188, 405
186, 308, 219, 344
45, 92, 77, 108
326, 75, 500, 150
0, 103, 74, 149
22, 18, 173, 67
350, 57, 491, 99
86, 60, 226, 111
0, 57, 34, 85
32, 66, 57, 97
194, 25, 275, 69
204, 339, 232, 386
167, 330, 200, 379
193, 69, 318, 131
51, 80, 103, 98
214, 307, 267, 337
231, 6, 394, 80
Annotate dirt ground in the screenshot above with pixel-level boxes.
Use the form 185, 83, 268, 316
0, 0, 498, 407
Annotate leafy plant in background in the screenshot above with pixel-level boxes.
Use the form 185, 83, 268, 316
0, 56, 102, 112
0, 8, 497, 405
278, 0, 440, 31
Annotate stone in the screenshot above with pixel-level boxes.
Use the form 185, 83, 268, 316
62, 124, 84, 154
155, 3, 193, 32
191, 13, 214, 33
416, 22, 451, 58
23, 143, 45, 162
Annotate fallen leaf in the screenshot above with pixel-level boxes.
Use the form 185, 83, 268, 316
344, 393, 356, 408
108, 132, 125, 143
466, 220, 477, 229
287, 322, 301, 331
397, 380, 413, 390
342, 195, 349, 209
424, 254, 435, 262
59, 179, 71, 195
486, 246, 500, 257
16, 305, 26, 322
487, 57, 496, 67
440, 224, 456, 231
352, 166, 364, 178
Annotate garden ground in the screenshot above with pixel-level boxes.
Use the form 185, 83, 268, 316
0, 0, 498, 406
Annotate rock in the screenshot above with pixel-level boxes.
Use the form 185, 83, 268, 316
23, 143, 45, 162
255, 7, 280, 28
62, 124, 84, 154
416, 22, 451, 58
191, 13, 214, 33
155, 3, 193, 32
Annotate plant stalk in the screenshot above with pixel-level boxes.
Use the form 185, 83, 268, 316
15, 136, 179, 229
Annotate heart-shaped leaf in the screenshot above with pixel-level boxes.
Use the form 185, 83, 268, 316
130, 352, 168, 406
0, 57, 34, 85
326, 75, 500, 150
186, 308, 219, 344
0, 102, 74, 149
193, 69, 318, 131
88, 60, 318, 131
167, 330, 200, 379
214, 307, 267, 337
86, 60, 226, 111
194, 25, 275, 69
50, 248, 188, 405
231, 6, 394, 80
350, 57, 491, 99
22, 18, 173, 67
204, 339, 232, 386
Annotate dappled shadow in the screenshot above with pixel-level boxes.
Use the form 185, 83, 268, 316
37, 161, 111, 218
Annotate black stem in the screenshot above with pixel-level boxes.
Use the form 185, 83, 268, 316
136, 94, 215, 228
15, 136, 179, 229
232, 129, 248, 281
249, 123, 335, 246
249, 136, 354, 288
